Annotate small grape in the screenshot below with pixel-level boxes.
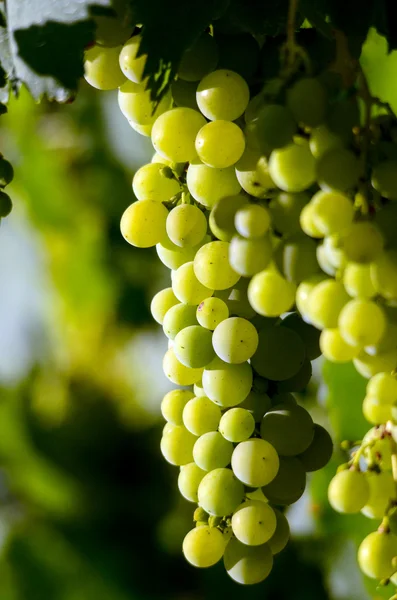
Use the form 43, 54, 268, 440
196, 69, 250, 121
183, 396, 221, 436
310, 190, 354, 235
198, 467, 244, 516
366, 372, 397, 404
232, 500, 277, 546
152, 108, 207, 163
193, 431, 233, 471
248, 271, 296, 317
209, 195, 249, 242
338, 299, 386, 348
163, 303, 198, 339
183, 526, 225, 567
362, 395, 392, 424
358, 531, 397, 579
235, 147, 275, 198
320, 328, 359, 362
163, 348, 203, 385
187, 161, 242, 208
223, 538, 273, 585
119, 35, 147, 83
343, 263, 376, 298
229, 235, 273, 277
172, 261, 214, 305
274, 233, 320, 284
234, 204, 271, 239
306, 280, 349, 329
194, 241, 240, 290
166, 204, 207, 248
174, 325, 215, 368
84, 44, 125, 90
120, 200, 168, 248
328, 469, 370, 513
197, 297, 229, 330
161, 389, 195, 425
212, 317, 258, 364
231, 438, 279, 487
160, 425, 197, 465
219, 407, 255, 442
202, 357, 253, 407
361, 471, 395, 519
195, 120, 245, 168
268, 140, 316, 193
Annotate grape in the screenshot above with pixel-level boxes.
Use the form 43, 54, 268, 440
299, 202, 324, 238
268, 509, 290, 554
231, 438, 279, 487
196, 297, 229, 330
262, 456, 306, 504
194, 241, 240, 290
172, 262, 214, 305
232, 500, 277, 546
306, 280, 349, 329
193, 431, 233, 471
362, 395, 392, 424
358, 531, 397, 579
295, 274, 327, 315
119, 35, 147, 83
309, 124, 344, 159
150, 288, 179, 325
276, 358, 312, 393
84, 45, 125, 90
268, 140, 316, 193
371, 250, 397, 300
316, 243, 337, 276
160, 425, 197, 465
251, 326, 306, 381
219, 407, 255, 442
317, 148, 361, 192
163, 303, 198, 339
322, 234, 346, 270
327, 469, 370, 513
120, 200, 168, 248
280, 312, 321, 360
196, 69, 250, 121
343, 263, 376, 298
212, 317, 258, 363
132, 163, 180, 202
341, 222, 384, 263
209, 195, 249, 242
239, 391, 272, 423
171, 79, 199, 110
229, 235, 273, 277
156, 239, 198, 270
174, 325, 215, 368
163, 348, 203, 385
371, 159, 397, 200
166, 204, 207, 248
338, 299, 386, 347
286, 77, 327, 127
198, 467, 244, 516
320, 328, 359, 362
298, 424, 333, 472
203, 357, 253, 407
260, 404, 314, 456
354, 349, 397, 379
361, 471, 395, 519
118, 82, 172, 125
187, 161, 242, 208
274, 233, 320, 283
152, 108, 207, 163
248, 271, 296, 317
0, 191, 11, 217
0, 158, 14, 187
183, 526, 225, 567
195, 120, 245, 168
223, 538, 273, 585
178, 462, 207, 502
255, 104, 297, 153
268, 192, 309, 235
367, 372, 397, 404
363, 428, 392, 470
234, 204, 271, 239
216, 33, 259, 81
235, 147, 275, 198
310, 190, 354, 235
161, 389, 195, 425
178, 33, 219, 82
183, 396, 221, 436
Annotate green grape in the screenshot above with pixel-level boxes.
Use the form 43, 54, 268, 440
251, 326, 306, 381
375, 202, 397, 249
309, 124, 344, 159
182, 526, 225, 567
322, 234, 346, 269
234, 204, 271, 239
161, 389, 195, 425
209, 195, 249, 242
363, 427, 392, 470
196, 69, 250, 121
202, 357, 253, 407
212, 317, 259, 363
316, 243, 337, 277
362, 395, 392, 424
262, 456, 306, 504
223, 538, 273, 585
84, 44, 125, 90
354, 349, 397, 379
129, 120, 153, 137
371, 250, 397, 300
232, 500, 277, 546
0, 191, 12, 217
195, 120, 245, 168
327, 469, 370, 513
260, 404, 314, 456
274, 233, 320, 284
310, 190, 354, 235
193, 431, 233, 470
341, 222, 384, 263
160, 425, 197, 465
372, 159, 397, 200
194, 241, 240, 290
152, 108, 207, 163
178, 462, 207, 502
156, 239, 198, 270
338, 299, 386, 347
216, 33, 259, 81
255, 104, 297, 153
268, 192, 309, 235
268, 509, 290, 554
193, 379, 206, 397
0, 158, 14, 187
361, 471, 395, 519
235, 147, 275, 198
119, 35, 147, 83
150, 288, 179, 324
268, 140, 316, 193
120, 200, 168, 248
299, 202, 324, 238
219, 407, 255, 442
187, 161, 242, 208
172, 262, 214, 305
118, 82, 172, 125
295, 274, 327, 316
132, 163, 180, 202
276, 358, 312, 393
248, 271, 296, 317
306, 280, 349, 329
166, 205, 207, 248
229, 235, 273, 277
196, 297, 229, 330
163, 348, 203, 385
367, 372, 397, 404
174, 325, 215, 368
286, 77, 327, 127
319, 328, 359, 362
171, 79, 199, 110
326, 97, 359, 144
178, 32, 219, 81
163, 422, 175, 435
183, 396, 221, 436
358, 531, 397, 579
239, 391, 272, 423
317, 148, 361, 192
198, 467, 244, 516
298, 424, 333, 472
280, 312, 321, 360
231, 438, 279, 487
343, 263, 376, 298
163, 303, 198, 339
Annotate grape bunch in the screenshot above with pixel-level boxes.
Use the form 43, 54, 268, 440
84, 20, 397, 590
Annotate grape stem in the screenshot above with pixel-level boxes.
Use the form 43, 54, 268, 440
280, 0, 311, 77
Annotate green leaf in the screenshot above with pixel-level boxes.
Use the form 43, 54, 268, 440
360, 28, 397, 114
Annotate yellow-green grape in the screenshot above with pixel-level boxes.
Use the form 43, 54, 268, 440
322, 234, 347, 270
371, 159, 397, 200
212, 317, 259, 363
262, 456, 306, 504
268, 140, 316, 193
274, 233, 320, 284
172, 261, 214, 305
341, 222, 384, 263
343, 263, 376, 298
328, 469, 370, 513
163, 303, 198, 339
223, 538, 273, 585
132, 163, 180, 202
231, 438, 279, 487
363, 428, 392, 470
202, 357, 253, 407
367, 372, 397, 404
178, 462, 206, 502
166, 205, 207, 248
163, 348, 203, 385
234, 204, 270, 239
152, 107, 206, 163
298, 424, 333, 472
194, 241, 240, 290
171, 78, 199, 110
182, 526, 225, 567
310, 190, 354, 236
178, 32, 219, 82
317, 148, 361, 192
187, 161, 242, 208
280, 312, 321, 360
268, 509, 290, 554
309, 124, 344, 159
161, 389, 195, 425
299, 202, 324, 238
174, 325, 215, 368
193, 431, 233, 470
286, 77, 327, 127
358, 531, 397, 579
151, 288, 177, 326
235, 147, 275, 198
251, 326, 305, 381
316, 243, 337, 276
239, 391, 272, 423
371, 250, 397, 300
193, 380, 206, 397
295, 274, 327, 315
160, 425, 197, 465
196, 297, 229, 330
229, 235, 273, 277
198, 467, 244, 516
354, 349, 397, 379
362, 395, 392, 424
306, 280, 349, 329
361, 471, 395, 519
156, 238, 198, 270
182, 396, 221, 436
248, 271, 296, 317
163, 422, 174, 435
120, 200, 168, 248
209, 195, 249, 241
269, 192, 309, 235
119, 35, 147, 83
338, 299, 386, 347
195, 120, 245, 168
196, 69, 250, 121
260, 404, 314, 456
84, 44, 125, 90
219, 407, 255, 442
129, 120, 153, 136
118, 81, 172, 125
320, 328, 359, 362
232, 501, 277, 546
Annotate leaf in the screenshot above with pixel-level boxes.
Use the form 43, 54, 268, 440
360, 27, 397, 114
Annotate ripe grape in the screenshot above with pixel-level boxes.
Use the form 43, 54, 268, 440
231, 438, 279, 487
182, 396, 221, 436
187, 161, 242, 208
328, 469, 370, 513
219, 407, 255, 442
120, 200, 168, 247
152, 108, 206, 163
193, 431, 233, 471
262, 456, 306, 504
198, 467, 244, 516
354, 349, 397, 379
196, 297, 229, 330
320, 328, 359, 362
183, 526, 225, 567
235, 147, 275, 198
268, 140, 316, 193
286, 77, 327, 127
212, 317, 259, 363
84, 44, 125, 90
178, 462, 207, 502
118, 82, 172, 125
195, 120, 245, 168
358, 531, 397, 579
239, 391, 272, 423
132, 163, 180, 202
160, 425, 197, 465
366, 372, 397, 404
194, 241, 240, 290
298, 424, 333, 472
150, 288, 179, 324
232, 500, 277, 545
341, 222, 384, 263
251, 325, 306, 381
172, 261, 214, 305
362, 395, 392, 424
0, 158, 14, 187
276, 358, 312, 393
163, 348, 203, 385
309, 124, 344, 159
229, 235, 273, 277
178, 32, 219, 82
196, 69, 250, 121
163, 303, 198, 339
119, 35, 147, 83
202, 357, 253, 407
161, 389, 195, 425
223, 538, 273, 585
166, 204, 207, 248
338, 299, 386, 347
234, 204, 271, 239
171, 79, 199, 110
299, 202, 324, 238
310, 190, 354, 235
156, 238, 198, 270
248, 270, 296, 317
260, 404, 314, 456
306, 279, 349, 329
174, 325, 215, 368
343, 263, 376, 298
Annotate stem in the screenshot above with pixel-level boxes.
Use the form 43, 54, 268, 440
286, 0, 299, 65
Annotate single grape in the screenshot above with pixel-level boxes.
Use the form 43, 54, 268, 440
338, 299, 386, 347
212, 317, 259, 363
194, 241, 240, 290
187, 161, 242, 208
372, 159, 397, 200
280, 312, 321, 360
120, 200, 168, 248
232, 500, 277, 546
362, 395, 392, 424
0, 191, 12, 217
84, 44, 125, 90
178, 32, 219, 82
306, 279, 349, 329
161, 389, 195, 425
166, 204, 207, 248
233, 204, 270, 240
328, 469, 370, 513
219, 407, 255, 442
163, 348, 203, 385
178, 462, 206, 503
274, 233, 320, 284
202, 357, 253, 407
251, 325, 306, 381
268, 140, 316, 193
172, 262, 214, 305
268, 192, 309, 235
171, 79, 199, 110
223, 538, 273, 585
361, 471, 395, 519
248, 271, 296, 317
183, 526, 225, 567
286, 77, 327, 127
231, 438, 279, 487
254, 104, 297, 153
358, 531, 397, 579
235, 147, 275, 198
151, 288, 179, 325
160, 425, 197, 465
119, 35, 147, 83
0, 158, 14, 187
195, 120, 245, 168
196, 297, 229, 330
163, 303, 198, 339
260, 404, 314, 456
198, 467, 244, 516
367, 372, 397, 404
298, 424, 333, 472
341, 222, 384, 263
268, 509, 290, 554
343, 262, 376, 298
183, 396, 221, 436
229, 235, 273, 277
309, 124, 344, 159
371, 250, 397, 300
316, 148, 361, 192
196, 69, 250, 121
209, 195, 249, 242
299, 202, 324, 238
174, 325, 215, 368
262, 456, 306, 504
193, 431, 233, 471
132, 163, 180, 202
152, 108, 207, 163
319, 328, 359, 362
118, 82, 172, 125
310, 189, 354, 235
